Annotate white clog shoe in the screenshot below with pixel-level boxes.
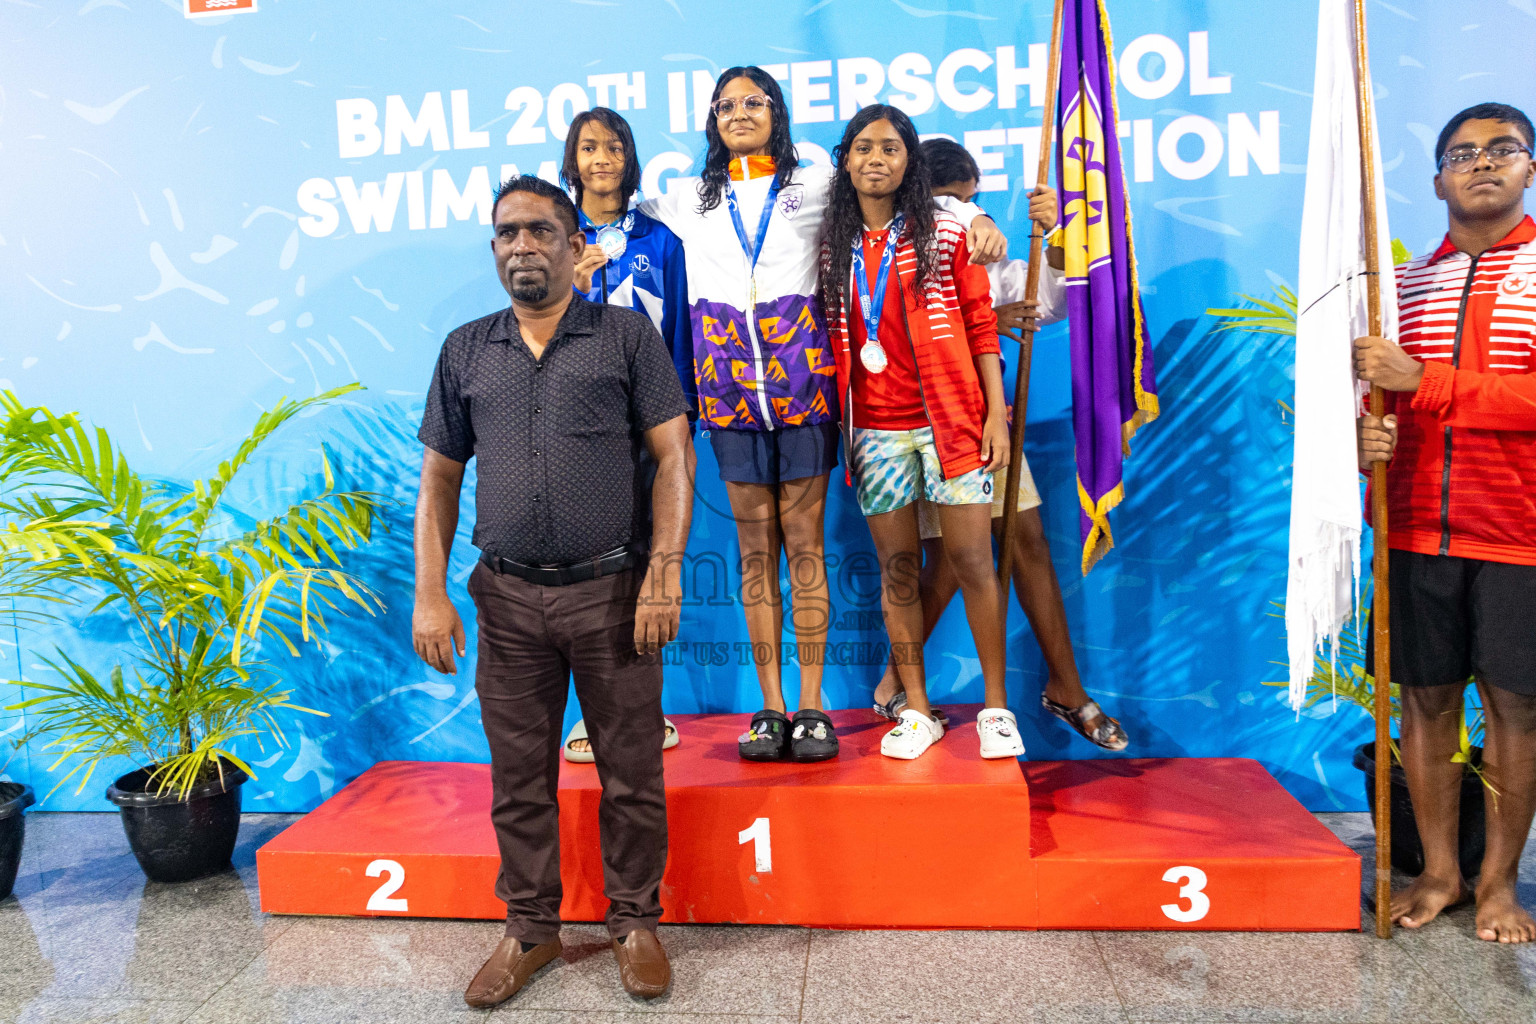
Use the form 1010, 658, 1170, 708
976, 707, 1025, 759
880, 708, 945, 760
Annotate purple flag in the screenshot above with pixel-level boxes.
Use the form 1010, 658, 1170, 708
1055, 0, 1160, 574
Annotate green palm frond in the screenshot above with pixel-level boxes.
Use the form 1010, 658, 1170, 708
177, 385, 364, 548
1207, 286, 1299, 338
1, 384, 379, 799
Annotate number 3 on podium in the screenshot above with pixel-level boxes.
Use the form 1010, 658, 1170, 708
1160, 865, 1209, 922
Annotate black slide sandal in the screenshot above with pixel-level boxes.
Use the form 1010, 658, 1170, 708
738, 709, 791, 762
1041, 695, 1129, 751
789, 709, 839, 762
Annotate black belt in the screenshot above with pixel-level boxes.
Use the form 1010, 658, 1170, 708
480, 545, 640, 587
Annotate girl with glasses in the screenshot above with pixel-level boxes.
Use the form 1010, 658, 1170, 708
637, 68, 1005, 762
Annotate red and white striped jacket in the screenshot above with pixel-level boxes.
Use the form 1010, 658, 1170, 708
823, 210, 1000, 481
1387, 215, 1536, 566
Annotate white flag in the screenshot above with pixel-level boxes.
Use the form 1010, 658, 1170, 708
1285, 0, 1399, 711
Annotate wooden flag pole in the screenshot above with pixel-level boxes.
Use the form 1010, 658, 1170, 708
1351, 0, 1393, 940
997, 0, 1066, 597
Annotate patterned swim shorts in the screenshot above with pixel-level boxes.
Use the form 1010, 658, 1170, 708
851, 426, 994, 518
917, 452, 1041, 540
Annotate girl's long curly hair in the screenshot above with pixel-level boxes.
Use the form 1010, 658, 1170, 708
818, 104, 937, 327
696, 66, 800, 214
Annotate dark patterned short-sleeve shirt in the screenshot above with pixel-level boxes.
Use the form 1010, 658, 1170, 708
418, 295, 689, 566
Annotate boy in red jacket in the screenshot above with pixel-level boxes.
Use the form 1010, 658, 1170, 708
1355, 102, 1536, 942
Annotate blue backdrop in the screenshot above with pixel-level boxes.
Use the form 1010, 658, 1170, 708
2, 0, 1532, 811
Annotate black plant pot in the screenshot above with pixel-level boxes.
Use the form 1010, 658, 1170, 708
0, 782, 36, 900
1352, 741, 1487, 880
106, 764, 246, 883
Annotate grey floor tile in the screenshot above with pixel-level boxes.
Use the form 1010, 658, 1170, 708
193, 916, 496, 1018
508, 922, 808, 1016
801, 928, 1128, 1024
1395, 901, 1536, 1024
0, 996, 199, 1024
1314, 812, 1373, 851
185, 986, 487, 1024
1096, 930, 1469, 1023
29, 868, 289, 1001
16, 813, 141, 878
193, 918, 806, 1021
4, 812, 296, 1003
0, 896, 54, 1000
491, 1015, 793, 1023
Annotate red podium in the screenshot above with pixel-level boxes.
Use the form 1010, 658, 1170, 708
256, 706, 1360, 930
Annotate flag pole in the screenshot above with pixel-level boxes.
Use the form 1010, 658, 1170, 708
997, 0, 1066, 596
1351, 0, 1393, 940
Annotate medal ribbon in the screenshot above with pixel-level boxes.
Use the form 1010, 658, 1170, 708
851, 213, 905, 356
726, 177, 782, 275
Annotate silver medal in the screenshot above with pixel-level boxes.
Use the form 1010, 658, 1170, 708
860, 341, 888, 374
596, 224, 626, 261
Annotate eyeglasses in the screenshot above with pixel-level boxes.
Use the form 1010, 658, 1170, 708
1438, 143, 1531, 171
711, 95, 770, 119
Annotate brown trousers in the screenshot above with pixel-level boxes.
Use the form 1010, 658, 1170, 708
468, 561, 667, 943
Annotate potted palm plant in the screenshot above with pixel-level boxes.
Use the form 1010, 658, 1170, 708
0, 778, 34, 900
1276, 601, 1488, 879
0, 385, 382, 883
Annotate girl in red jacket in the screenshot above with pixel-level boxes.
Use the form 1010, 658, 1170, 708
819, 105, 1018, 760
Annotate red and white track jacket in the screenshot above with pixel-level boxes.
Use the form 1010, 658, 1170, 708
1387, 215, 1536, 566
824, 210, 1001, 482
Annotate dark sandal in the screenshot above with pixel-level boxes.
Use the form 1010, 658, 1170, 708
738, 709, 791, 762
789, 709, 839, 762
873, 693, 906, 721
1042, 695, 1129, 751
874, 692, 949, 727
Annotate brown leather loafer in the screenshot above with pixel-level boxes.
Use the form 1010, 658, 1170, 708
612, 928, 670, 998
463, 936, 562, 1008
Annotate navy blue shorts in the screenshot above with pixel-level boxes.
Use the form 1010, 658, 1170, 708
708, 422, 840, 486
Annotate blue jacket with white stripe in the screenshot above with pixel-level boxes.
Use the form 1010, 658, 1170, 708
578, 207, 695, 417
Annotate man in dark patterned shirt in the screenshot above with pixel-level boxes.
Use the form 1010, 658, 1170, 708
412, 175, 694, 1006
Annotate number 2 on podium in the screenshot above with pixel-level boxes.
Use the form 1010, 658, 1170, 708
738, 817, 772, 872
366, 858, 409, 912
1160, 865, 1209, 922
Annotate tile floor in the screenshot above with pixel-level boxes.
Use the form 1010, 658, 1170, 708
2, 811, 1534, 1023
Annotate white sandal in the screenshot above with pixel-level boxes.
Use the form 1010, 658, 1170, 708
563, 718, 679, 764
880, 708, 945, 760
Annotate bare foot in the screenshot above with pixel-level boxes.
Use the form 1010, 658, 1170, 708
1043, 676, 1092, 711
1390, 873, 1468, 929
872, 667, 902, 709
1475, 883, 1536, 943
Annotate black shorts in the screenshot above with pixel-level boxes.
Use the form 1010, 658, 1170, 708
1368, 550, 1536, 695
708, 421, 840, 486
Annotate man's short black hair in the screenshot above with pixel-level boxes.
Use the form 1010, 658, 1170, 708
1435, 102, 1535, 164
492, 174, 580, 235
919, 137, 981, 188
561, 107, 642, 211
